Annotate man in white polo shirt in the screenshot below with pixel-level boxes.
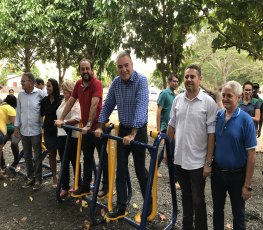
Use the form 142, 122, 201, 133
167, 64, 217, 230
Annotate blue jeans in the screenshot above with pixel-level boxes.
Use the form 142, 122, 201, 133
116, 124, 149, 210
211, 166, 246, 230
175, 165, 207, 230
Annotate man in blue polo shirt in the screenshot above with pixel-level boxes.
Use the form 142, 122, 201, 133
212, 80, 257, 230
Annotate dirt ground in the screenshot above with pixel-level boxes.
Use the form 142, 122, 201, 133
0, 102, 263, 230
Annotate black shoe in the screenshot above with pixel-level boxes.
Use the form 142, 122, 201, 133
71, 185, 91, 197
22, 179, 35, 189
107, 207, 126, 219
10, 162, 18, 168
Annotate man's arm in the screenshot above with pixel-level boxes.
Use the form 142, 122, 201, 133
203, 133, 215, 177
242, 148, 256, 201
82, 97, 100, 134
88, 97, 100, 125
156, 106, 163, 132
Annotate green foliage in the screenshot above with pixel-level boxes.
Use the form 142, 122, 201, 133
149, 69, 163, 90
203, 0, 263, 60
30, 65, 41, 78
0, 0, 123, 85
189, 28, 263, 90
0, 0, 52, 71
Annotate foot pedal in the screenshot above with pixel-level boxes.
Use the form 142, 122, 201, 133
105, 211, 128, 223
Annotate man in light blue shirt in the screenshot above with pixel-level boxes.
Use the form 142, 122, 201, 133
14, 72, 45, 191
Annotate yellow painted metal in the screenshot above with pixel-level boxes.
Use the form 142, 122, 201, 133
150, 130, 159, 139
107, 124, 118, 211
74, 123, 83, 190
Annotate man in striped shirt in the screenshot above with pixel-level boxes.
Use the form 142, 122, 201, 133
95, 50, 150, 219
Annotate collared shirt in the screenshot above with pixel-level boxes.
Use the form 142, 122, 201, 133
157, 87, 176, 131
71, 77, 103, 129
169, 90, 217, 170
99, 70, 148, 128
214, 108, 257, 169
15, 87, 45, 136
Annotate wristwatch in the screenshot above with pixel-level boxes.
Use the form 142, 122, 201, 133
244, 185, 253, 192
86, 121, 92, 127
204, 160, 212, 167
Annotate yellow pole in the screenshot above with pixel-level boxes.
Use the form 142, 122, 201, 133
107, 123, 119, 211
74, 122, 83, 190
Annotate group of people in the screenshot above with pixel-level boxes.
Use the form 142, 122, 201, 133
0, 50, 262, 229
162, 65, 260, 230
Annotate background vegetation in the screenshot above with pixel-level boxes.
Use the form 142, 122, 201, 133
0, 0, 262, 89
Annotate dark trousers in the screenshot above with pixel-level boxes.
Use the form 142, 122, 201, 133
82, 132, 108, 189
211, 167, 246, 230
116, 125, 149, 210
57, 136, 80, 190
175, 165, 208, 230
21, 134, 42, 181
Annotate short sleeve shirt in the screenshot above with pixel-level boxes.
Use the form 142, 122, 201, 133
157, 88, 175, 131
0, 104, 16, 135
72, 77, 103, 129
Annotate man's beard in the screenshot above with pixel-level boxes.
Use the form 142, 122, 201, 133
81, 72, 92, 82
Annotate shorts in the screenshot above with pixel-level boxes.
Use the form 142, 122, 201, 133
44, 134, 58, 151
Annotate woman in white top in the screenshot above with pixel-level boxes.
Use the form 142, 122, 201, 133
56, 81, 81, 198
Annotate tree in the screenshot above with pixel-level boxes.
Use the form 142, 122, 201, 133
119, 0, 204, 88
201, 0, 263, 61
0, 0, 52, 72
189, 28, 263, 89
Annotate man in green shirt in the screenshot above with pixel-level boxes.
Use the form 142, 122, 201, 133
156, 73, 179, 180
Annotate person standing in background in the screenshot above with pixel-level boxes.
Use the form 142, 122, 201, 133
35, 78, 47, 96
1, 95, 20, 170
239, 81, 260, 132
0, 97, 16, 178
156, 73, 180, 189
14, 72, 45, 191
41, 78, 62, 188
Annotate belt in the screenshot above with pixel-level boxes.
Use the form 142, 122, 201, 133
214, 165, 246, 174
119, 123, 147, 129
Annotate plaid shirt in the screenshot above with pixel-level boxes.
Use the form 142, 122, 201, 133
99, 70, 148, 128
